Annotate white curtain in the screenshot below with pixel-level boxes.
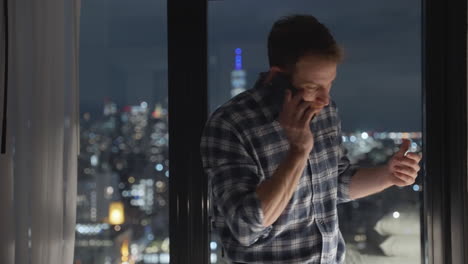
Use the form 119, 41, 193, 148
0, 0, 81, 263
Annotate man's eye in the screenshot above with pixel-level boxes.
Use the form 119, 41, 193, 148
305, 86, 319, 90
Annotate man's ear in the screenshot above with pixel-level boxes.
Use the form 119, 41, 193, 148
264, 66, 287, 84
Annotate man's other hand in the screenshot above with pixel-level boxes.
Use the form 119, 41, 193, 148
385, 139, 422, 187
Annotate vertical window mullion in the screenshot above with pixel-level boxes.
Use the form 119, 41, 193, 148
423, 0, 467, 263
168, 0, 209, 263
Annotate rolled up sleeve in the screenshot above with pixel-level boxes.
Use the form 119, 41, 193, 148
337, 150, 358, 204
335, 111, 358, 204
200, 116, 272, 246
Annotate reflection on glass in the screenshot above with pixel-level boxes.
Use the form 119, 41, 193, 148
75, 1, 169, 263
208, 1, 421, 263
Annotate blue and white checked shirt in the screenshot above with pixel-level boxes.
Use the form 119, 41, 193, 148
200, 73, 358, 264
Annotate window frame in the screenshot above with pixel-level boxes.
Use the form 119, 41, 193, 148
167, 0, 468, 263
168, 1, 210, 263
423, 0, 468, 263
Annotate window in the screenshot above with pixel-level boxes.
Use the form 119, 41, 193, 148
75, 1, 169, 263
207, 1, 422, 263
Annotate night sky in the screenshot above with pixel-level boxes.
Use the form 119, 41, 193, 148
80, 0, 421, 132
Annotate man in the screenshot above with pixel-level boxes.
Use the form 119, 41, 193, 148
200, 15, 421, 264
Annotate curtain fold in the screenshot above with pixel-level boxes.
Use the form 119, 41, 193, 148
0, 0, 81, 263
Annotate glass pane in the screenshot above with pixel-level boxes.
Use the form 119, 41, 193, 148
207, 1, 422, 263
75, 1, 169, 263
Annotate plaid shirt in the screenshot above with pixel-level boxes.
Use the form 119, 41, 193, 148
200, 73, 358, 264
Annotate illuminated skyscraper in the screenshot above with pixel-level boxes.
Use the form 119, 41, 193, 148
230, 48, 247, 97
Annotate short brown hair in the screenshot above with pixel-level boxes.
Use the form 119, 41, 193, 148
267, 15, 343, 70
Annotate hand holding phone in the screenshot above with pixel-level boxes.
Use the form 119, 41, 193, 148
278, 87, 316, 154
269, 72, 299, 96
269, 72, 317, 122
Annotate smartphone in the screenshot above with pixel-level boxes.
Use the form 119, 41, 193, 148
269, 72, 299, 96
269, 72, 316, 121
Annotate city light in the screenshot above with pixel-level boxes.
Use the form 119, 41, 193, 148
121, 239, 130, 263
159, 253, 170, 263
75, 239, 114, 248
156, 181, 164, 188
143, 254, 159, 263
109, 201, 125, 225
361, 132, 369, 140
155, 164, 164, 171
76, 224, 110, 235
235, 48, 242, 69
231, 48, 246, 97
106, 186, 114, 196
354, 234, 367, 242
90, 155, 99, 166
161, 237, 170, 252
211, 253, 218, 263
210, 241, 217, 250
393, 211, 400, 219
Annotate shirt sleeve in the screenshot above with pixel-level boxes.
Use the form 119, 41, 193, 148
336, 111, 358, 204
200, 116, 272, 246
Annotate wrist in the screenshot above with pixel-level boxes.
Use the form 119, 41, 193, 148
289, 147, 310, 157
288, 147, 310, 159
380, 165, 395, 188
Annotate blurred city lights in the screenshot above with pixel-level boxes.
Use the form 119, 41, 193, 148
211, 253, 218, 263
361, 132, 369, 140
109, 202, 125, 225
210, 241, 217, 250
155, 164, 164, 171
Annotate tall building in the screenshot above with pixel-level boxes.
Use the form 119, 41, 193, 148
230, 48, 247, 97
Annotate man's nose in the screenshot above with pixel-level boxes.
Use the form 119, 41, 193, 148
316, 91, 330, 106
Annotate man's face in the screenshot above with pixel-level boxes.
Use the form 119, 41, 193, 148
290, 55, 337, 112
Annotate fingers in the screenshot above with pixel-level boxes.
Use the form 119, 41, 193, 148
282, 89, 321, 127
389, 153, 421, 186
282, 89, 303, 116
405, 152, 422, 163
393, 171, 416, 185
295, 100, 312, 119
288, 89, 303, 106
394, 165, 418, 177
393, 157, 420, 172
300, 106, 316, 126
393, 178, 409, 187
396, 139, 411, 157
